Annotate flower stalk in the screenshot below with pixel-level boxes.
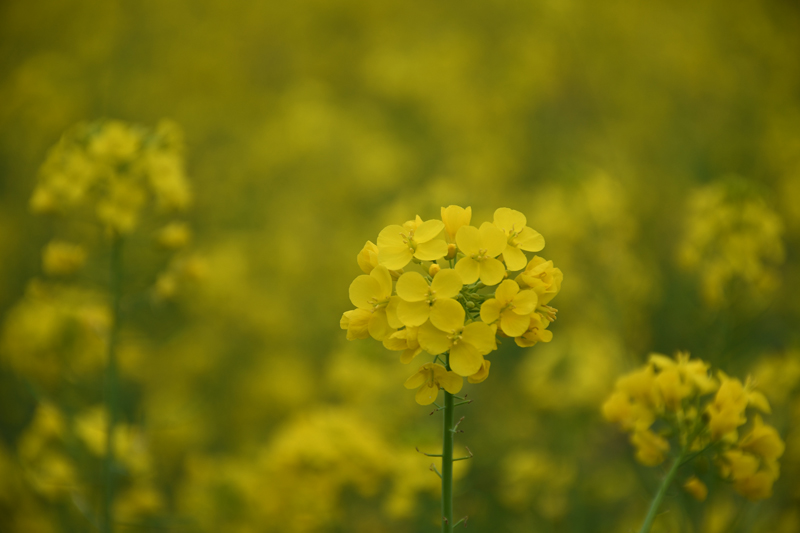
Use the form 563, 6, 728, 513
638, 447, 686, 533
102, 235, 123, 533
441, 361, 454, 533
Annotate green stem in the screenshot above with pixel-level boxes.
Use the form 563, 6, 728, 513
639, 448, 686, 533
102, 236, 123, 533
441, 352, 454, 533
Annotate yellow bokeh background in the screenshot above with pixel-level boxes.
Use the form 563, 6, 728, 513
1, 0, 799, 531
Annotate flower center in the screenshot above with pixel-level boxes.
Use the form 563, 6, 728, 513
471, 248, 489, 261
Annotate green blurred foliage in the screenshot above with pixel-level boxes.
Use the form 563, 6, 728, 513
1, 0, 799, 531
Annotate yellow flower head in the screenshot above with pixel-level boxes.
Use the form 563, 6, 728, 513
377, 216, 448, 270
454, 222, 507, 285
404, 363, 463, 405
479, 279, 538, 337
441, 205, 472, 242
492, 208, 545, 271
395, 269, 463, 329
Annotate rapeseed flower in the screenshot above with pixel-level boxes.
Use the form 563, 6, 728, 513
395, 269, 463, 329
454, 222, 507, 285
492, 208, 545, 271
346, 265, 401, 341
404, 363, 463, 405
377, 216, 448, 269
480, 279, 538, 337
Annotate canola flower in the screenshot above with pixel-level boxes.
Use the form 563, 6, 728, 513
341, 206, 562, 532
603, 352, 785, 533
17, 119, 197, 533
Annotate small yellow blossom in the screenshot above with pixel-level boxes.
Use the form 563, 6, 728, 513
468, 359, 491, 384
357, 241, 380, 274
683, 476, 708, 501
454, 222, 507, 285
383, 326, 423, 364
346, 265, 402, 340
404, 363, 463, 405
395, 269, 463, 329
492, 208, 545, 271
630, 428, 670, 466
156, 222, 191, 249
418, 305, 496, 376
516, 256, 563, 306
739, 415, 785, 462
377, 216, 448, 270
480, 279, 538, 337
441, 205, 472, 242
42, 241, 86, 276
514, 312, 553, 347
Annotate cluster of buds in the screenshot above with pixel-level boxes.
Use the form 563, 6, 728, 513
603, 352, 785, 501
341, 206, 562, 404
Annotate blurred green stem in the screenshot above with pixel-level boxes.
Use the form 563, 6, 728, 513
102, 235, 123, 533
441, 355, 454, 533
639, 447, 686, 533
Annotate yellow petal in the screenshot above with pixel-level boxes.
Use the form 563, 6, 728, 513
455, 257, 480, 284
500, 310, 530, 337
479, 222, 507, 258
479, 299, 502, 324
430, 298, 465, 331
461, 321, 497, 355
368, 310, 393, 341
493, 208, 527, 233
418, 321, 452, 354
439, 371, 464, 394
450, 341, 484, 376
378, 245, 412, 270
371, 265, 393, 299
516, 227, 545, 252
378, 224, 407, 247
441, 205, 472, 240
357, 241, 379, 274
494, 279, 519, 303
479, 257, 506, 286
431, 268, 463, 299
512, 289, 538, 315
415, 382, 439, 405
396, 272, 429, 302
349, 275, 381, 309
748, 391, 771, 414
502, 245, 527, 271
341, 309, 371, 340
386, 296, 403, 329
414, 239, 448, 261
397, 299, 431, 327
400, 346, 422, 364
455, 225, 480, 255
414, 219, 445, 242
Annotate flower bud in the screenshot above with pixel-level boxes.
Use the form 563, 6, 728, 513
446, 243, 457, 260
428, 263, 441, 277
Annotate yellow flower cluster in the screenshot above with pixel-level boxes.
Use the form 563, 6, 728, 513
341, 206, 562, 404
603, 352, 785, 501
678, 180, 785, 307
30, 119, 191, 235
